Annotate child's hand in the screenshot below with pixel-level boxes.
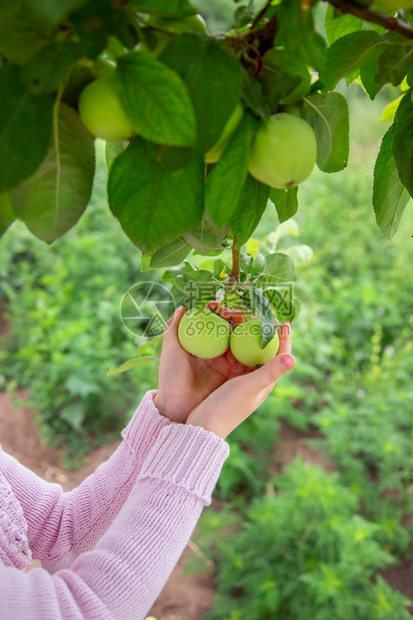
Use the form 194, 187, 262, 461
154, 307, 294, 427
154, 306, 250, 423
186, 346, 295, 439
185, 324, 295, 439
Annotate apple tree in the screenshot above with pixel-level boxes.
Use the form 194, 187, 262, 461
1, 0, 413, 350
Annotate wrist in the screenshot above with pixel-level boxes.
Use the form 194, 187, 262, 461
186, 409, 228, 440
154, 391, 190, 424
153, 391, 165, 416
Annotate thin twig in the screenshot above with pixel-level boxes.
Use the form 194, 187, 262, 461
229, 235, 240, 284
251, 0, 273, 29
324, 0, 413, 40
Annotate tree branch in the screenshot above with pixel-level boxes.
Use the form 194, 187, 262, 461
324, 0, 413, 40
251, 0, 273, 29
229, 235, 240, 284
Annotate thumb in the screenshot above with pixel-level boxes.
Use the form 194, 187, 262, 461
253, 353, 296, 391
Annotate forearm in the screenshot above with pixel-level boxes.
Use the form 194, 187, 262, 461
0, 423, 229, 620
1, 390, 171, 569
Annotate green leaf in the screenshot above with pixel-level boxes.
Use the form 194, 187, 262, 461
131, 0, 196, 17
205, 113, 256, 229
263, 288, 296, 323
28, 0, 90, 23
374, 124, 410, 239
69, 0, 116, 58
20, 41, 81, 94
160, 33, 243, 153
274, 1, 326, 71
259, 49, 312, 107
0, 193, 16, 237
282, 245, 314, 270
242, 286, 275, 348
60, 403, 86, 432
72, 0, 137, 57
0, 66, 53, 193
270, 187, 299, 223
0, 4, 53, 64
393, 92, 413, 197
263, 253, 297, 282
66, 374, 99, 397
376, 42, 413, 88
359, 45, 386, 100
106, 356, 158, 376
242, 71, 270, 120
321, 31, 384, 90
105, 140, 128, 172
174, 269, 215, 305
303, 92, 349, 173
116, 51, 197, 147
145, 143, 196, 172
231, 174, 270, 249
150, 238, 191, 268
380, 95, 403, 122
12, 103, 95, 243
108, 137, 204, 252
141, 253, 153, 272
324, 5, 363, 45
183, 211, 229, 254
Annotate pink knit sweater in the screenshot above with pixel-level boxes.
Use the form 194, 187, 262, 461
0, 390, 230, 619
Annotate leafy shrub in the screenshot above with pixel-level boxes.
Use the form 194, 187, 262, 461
206, 461, 411, 620
308, 338, 413, 554
0, 145, 160, 463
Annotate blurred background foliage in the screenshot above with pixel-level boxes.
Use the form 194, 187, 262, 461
1, 0, 413, 616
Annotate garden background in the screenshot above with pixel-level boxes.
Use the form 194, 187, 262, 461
1, 1, 413, 618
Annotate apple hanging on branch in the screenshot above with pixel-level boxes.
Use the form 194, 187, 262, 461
2, 0, 413, 246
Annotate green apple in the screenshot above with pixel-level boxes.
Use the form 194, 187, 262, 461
204, 103, 244, 163
381, 0, 413, 9
248, 113, 317, 189
230, 321, 279, 366
142, 14, 208, 56
78, 74, 134, 141
178, 308, 231, 359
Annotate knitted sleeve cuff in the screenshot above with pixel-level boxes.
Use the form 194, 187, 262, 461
137, 422, 230, 506
120, 390, 172, 459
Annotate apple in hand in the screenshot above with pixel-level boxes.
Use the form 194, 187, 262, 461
248, 113, 317, 189
78, 74, 134, 141
178, 308, 231, 359
230, 320, 279, 366
142, 14, 208, 56
204, 103, 244, 163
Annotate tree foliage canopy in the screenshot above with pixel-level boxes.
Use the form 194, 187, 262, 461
1, 0, 412, 257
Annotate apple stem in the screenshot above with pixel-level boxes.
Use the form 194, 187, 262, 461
229, 235, 240, 284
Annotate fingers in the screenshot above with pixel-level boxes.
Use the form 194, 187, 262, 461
240, 323, 294, 394
230, 310, 245, 326
245, 352, 295, 396
277, 322, 292, 355
163, 306, 186, 348
186, 353, 295, 439
205, 301, 219, 313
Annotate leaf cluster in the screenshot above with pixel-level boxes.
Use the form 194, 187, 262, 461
0, 0, 353, 259
205, 460, 412, 620
0, 182, 158, 462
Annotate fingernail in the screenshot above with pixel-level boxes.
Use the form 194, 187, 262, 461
279, 354, 295, 370
175, 305, 184, 314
